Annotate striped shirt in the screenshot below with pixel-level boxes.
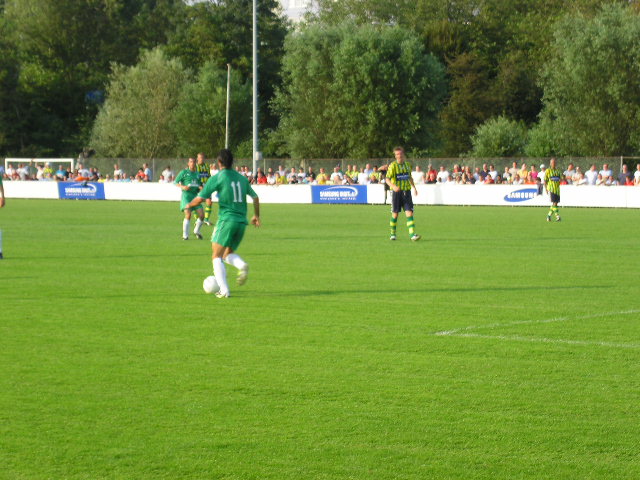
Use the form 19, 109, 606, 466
386, 161, 413, 191
544, 167, 562, 195
196, 163, 210, 183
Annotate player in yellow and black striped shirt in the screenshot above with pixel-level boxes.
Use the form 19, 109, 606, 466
385, 147, 421, 241
544, 157, 563, 222
196, 153, 214, 224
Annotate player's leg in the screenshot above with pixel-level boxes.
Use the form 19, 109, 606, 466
390, 191, 400, 240
404, 192, 420, 241
211, 242, 230, 297
182, 208, 192, 240
204, 198, 213, 225
193, 206, 204, 239
222, 224, 249, 285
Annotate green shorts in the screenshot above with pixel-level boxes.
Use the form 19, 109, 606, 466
212, 220, 246, 251
180, 194, 204, 212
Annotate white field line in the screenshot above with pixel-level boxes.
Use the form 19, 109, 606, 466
434, 309, 640, 349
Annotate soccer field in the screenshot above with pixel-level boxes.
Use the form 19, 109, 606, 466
1, 199, 639, 479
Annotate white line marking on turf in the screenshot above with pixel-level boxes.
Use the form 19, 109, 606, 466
434, 309, 640, 349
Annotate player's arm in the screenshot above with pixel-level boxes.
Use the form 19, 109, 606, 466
250, 195, 261, 227
173, 172, 189, 191
385, 165, 399, 192
408, 174, 418, 196
0, 182, 5, 208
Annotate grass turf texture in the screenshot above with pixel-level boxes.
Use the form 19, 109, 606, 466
1, 199, 639, 479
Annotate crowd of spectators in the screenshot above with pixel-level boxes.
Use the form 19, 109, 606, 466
3, 160, 640, 187
0, 162, 155, 183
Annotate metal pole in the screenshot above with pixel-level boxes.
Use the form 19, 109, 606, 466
252, 0, 259, 175
225, 63, 231, 149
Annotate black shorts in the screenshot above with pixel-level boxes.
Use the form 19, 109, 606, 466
550, 192, 560, 204
391, 190, 414, 213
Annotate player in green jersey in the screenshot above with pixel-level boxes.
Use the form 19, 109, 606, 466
385, 147, 421, 241
174, 157, 205, 240
196, 152, 214, 225
187, 149, 260, 298
544, 157, 563, 222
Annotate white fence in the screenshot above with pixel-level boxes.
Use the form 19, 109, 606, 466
4, 182, 640, 208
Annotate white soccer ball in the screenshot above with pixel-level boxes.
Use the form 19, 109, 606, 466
203, 275, 219, 294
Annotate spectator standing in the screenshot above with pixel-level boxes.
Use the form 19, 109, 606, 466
564, 163, 576, 183
618, 164, 632, 185
599, 163, 612, 179
161, 165, 175, 183
330, 166, 343, 185
113, 164, 123, 178
585, 165, 598, 185
316, 168, 329, 185
509, 161, 518, 178
502, 166, 512, 184
143, 163, 152, 182
411, 166, 425, 185
488, 165, 498, 181
518, 163, 529, 181
436, 165, 450, 183
634, 164, 640, 185
426, 164, 437, 184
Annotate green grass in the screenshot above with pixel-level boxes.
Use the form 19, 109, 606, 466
1, 199, 639, 479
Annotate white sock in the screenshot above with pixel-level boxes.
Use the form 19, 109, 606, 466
213, 258, 229, 294
224, 253, 247, 270
194, 218, 203, 235
183, 218, 190, 238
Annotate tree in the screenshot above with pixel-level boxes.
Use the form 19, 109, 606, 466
538, 4, 640, 155
166, 0, 289, 130
172, 62, 252, 157
90, 48, 188, 159
439, 52, 495, 156
2, 0, 185, 155
273, 22, 447, 158
468, 116, 528, 157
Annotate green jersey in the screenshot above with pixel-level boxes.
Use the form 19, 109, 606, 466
386, 161, 413, 191
199, 169, 257, 224
175, 169, 201, 195
544, 167, 562, 195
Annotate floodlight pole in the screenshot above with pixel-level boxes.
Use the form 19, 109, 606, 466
252, 0, 260, 175
225, 63, 231, 149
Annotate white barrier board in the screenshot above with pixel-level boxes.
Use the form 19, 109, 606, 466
3, 181, 640, 208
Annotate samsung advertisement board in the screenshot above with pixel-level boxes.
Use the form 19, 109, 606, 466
58, 182, 106, 200
312, 185, 368, 204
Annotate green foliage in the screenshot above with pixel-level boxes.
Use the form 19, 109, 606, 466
273, 22, 447, 158
90, 48, 188, 159
166, 0, 289, 130
468, 116, 528, 157
524, 113, 567, 158
172, 62, 252, 157
439, 53, 495, 156
539, 3, 640, 155
1, 0, 185, 156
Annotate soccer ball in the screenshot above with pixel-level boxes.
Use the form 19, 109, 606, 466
203, 275, 219, 294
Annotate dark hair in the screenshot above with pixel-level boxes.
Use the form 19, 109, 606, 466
217, 149, 234, 169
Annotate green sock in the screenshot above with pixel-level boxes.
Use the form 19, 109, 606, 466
406, 216, 415, 237
390, 217, 397, 236
547, 208, 553, 217
205, 204, 212, 221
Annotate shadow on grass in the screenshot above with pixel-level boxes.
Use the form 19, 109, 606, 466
259, 284, 611, 297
